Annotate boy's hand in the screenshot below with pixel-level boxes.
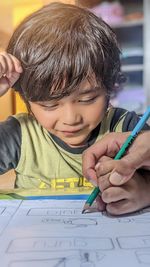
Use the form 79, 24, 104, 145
0, 52, 22, 97
96, 157, 150, 215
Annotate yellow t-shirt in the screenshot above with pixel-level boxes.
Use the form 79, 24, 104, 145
14, 107, 127, 190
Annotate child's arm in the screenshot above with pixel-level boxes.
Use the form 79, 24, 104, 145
0, 52, 22, 175
0, 117, 21, 174
0, 51, 22, 97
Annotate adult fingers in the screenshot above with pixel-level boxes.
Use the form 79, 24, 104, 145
96, 157, 116, 177
96, 195, 106, 212
82, 140, 109, 182
82, 133, 128, 182
98, 173, 112, 192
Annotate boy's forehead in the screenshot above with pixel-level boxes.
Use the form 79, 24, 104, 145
78, 77, 98, 92
78, 86, 100, 95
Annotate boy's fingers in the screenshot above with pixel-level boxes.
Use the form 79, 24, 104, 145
0, 53, 22, 94
0, 76, 10, 96
96, 195, 106, 211
98, 173, 111, 192
0, 52, 22, 77
9, 54, 23, 73
96, 155, 112, 163
106, 199, 131, 215
96, 158, 116, 177
4, 53, 16, 75
8, 72, 21, 88
102, 186, 128, 204
0, 54, 8, 76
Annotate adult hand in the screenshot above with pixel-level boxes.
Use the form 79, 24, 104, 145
0, 51, 22, 97
98, 167, 150, 215
82, 131, 150, 186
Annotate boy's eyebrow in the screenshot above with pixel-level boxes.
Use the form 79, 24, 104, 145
36, 87, 101, 105
79, 87, 100, 95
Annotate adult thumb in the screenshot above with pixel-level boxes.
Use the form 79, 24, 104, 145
109, 171, 133, 185
109, 152, 142, 185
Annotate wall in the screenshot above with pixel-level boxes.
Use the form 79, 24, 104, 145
0, 0, 75, 120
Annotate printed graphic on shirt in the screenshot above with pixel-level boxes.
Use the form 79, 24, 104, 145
39, 177, 93, 190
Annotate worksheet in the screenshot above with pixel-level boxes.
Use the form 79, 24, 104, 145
0, 200, 21, 235
0, 199, 150, 267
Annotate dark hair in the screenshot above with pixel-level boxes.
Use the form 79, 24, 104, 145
7, 2, 122, 103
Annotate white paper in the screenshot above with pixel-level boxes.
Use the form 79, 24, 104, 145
0, 199, 150, 267
0, 200, 21, 235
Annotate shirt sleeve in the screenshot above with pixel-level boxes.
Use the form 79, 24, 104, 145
122, 111, 150, 131
0, 116, 21, 174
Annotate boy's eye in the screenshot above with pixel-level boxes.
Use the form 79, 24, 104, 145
40, 103, 59, 110
78, 96, 98, 103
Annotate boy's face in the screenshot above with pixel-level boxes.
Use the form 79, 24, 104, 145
29, 78, 107, 147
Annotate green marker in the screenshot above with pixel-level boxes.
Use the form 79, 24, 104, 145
82, 107, 150, 214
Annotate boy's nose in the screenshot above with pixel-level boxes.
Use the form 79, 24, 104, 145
62, 104, 82, 125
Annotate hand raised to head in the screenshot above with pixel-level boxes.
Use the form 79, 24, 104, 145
0, 52, 22, 97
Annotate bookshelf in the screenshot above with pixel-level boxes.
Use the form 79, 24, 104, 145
111, 0, 147, 114
77, 0, 150, 114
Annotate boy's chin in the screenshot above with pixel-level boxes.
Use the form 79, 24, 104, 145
68, 143, 87, 148
62, 136, 89, 148
51, 130, 91, 147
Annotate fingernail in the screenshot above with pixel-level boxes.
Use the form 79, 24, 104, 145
110, 172, 123, 185
88, 178, 97, 187
18, 66, 23, 72
7, 73, 12, 78
95, 162, 100, 170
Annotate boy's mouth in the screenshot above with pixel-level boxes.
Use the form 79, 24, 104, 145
60, 127, 85, 137
62, 130, 81, 136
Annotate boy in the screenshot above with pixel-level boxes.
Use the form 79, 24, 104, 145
0, 3, 149, 214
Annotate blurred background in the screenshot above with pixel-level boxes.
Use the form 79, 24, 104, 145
0, 0, 150, 121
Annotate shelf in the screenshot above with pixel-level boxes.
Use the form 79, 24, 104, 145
121, 64, 143, 72
80, 0, 150, 111
113, 19, 143, 29
121, 48, 143, 58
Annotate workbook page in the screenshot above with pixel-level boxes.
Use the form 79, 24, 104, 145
0, 199, 150, 267
0, 200, 21, 235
